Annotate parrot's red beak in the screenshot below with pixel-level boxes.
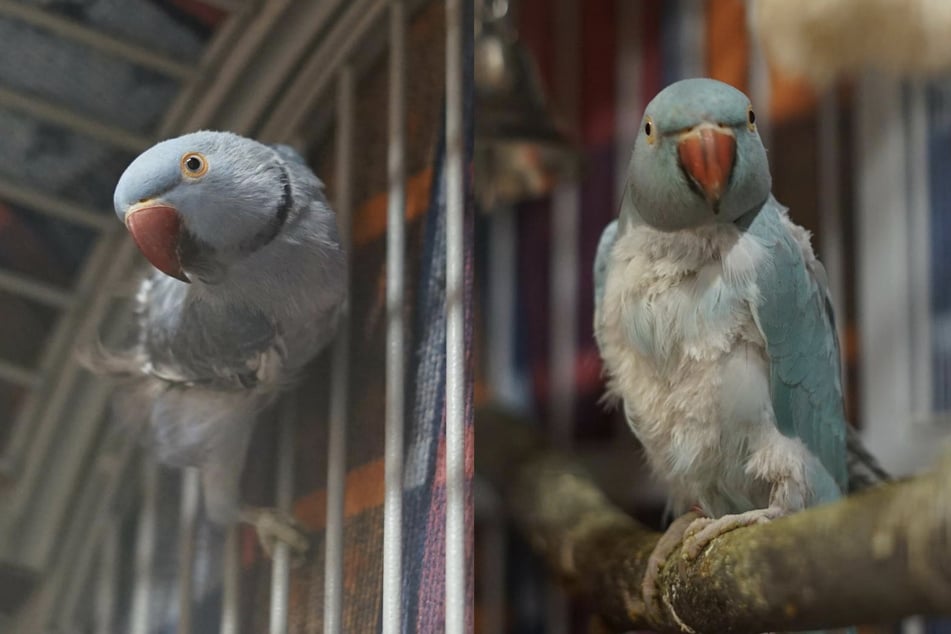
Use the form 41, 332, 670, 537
677, 125, 736, 206
125, 204, 190, 283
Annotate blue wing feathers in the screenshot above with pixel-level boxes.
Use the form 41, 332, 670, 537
744, 198, 848, 493
594, 219, 619, 311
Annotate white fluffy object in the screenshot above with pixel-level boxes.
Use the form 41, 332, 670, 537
750, 0, 951, 84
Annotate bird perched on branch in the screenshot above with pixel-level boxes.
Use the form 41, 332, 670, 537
593, 78, 884, 623
82, 131, 346, 555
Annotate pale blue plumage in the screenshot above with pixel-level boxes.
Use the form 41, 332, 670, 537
85, 131, 346, 528
739, 197, 847, 499
594, 78, 861, 629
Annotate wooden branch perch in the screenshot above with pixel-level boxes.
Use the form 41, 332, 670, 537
476, 407, 951, 633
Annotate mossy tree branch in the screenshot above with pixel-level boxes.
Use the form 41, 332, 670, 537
477, 408, 951, 633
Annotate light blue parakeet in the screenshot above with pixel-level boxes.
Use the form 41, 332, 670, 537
84, 131, 346, 552
594, 78, 882, 623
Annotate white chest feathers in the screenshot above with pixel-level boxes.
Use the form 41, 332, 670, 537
595, 223, 777, 512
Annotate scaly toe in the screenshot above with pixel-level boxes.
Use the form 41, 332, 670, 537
641, 510, 704, 623
240, 507, 311, 566
682, 507, 783, 560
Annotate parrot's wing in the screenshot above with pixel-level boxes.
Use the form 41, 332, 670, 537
742, 197, 848, 493
594, 219, 619, 313
136, 275, 287, 391
811, 253, 891, 492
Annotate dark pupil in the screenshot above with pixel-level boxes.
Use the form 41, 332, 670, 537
748, 109, 756, 124
186, 156, 202, 171
644, 121, 652, 136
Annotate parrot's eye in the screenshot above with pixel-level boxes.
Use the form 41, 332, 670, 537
747, 105, 756, 131
181, 152, 208, 178
644, 116, 656, 145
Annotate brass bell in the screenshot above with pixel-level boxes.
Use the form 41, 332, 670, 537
475, 0, 579, 209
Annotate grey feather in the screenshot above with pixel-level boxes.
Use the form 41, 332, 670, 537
82, 131, 346, 524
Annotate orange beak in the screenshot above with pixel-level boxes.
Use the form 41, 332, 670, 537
677, 126, 736, 204
124, 204, 190, 283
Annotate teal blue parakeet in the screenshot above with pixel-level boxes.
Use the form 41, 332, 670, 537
594, 78, 880, 625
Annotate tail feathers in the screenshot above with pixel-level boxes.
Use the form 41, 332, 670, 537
845, 424, 891, 493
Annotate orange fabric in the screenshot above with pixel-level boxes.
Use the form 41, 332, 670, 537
294, 459, 385, 530
352, 168, 434, 247
768, 64, 817, 123
705, 0, 749, 93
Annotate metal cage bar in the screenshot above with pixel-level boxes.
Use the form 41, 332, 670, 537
0, 1, 196, 79
0, 359, 38, 387
0, 86, 151, 152
221, 525, 242, 634
270, 395, 298, 634
0, 230, 124, 482
817, 89, 848, 388
444, 0, 467, 630
0, 176, 114, 231
130, 459, 159, 634
324, 65, 355, 634
177, 468, 201, 634
0, 267, 73, 308
94, 518, 119, 634
382, 1, 407, 631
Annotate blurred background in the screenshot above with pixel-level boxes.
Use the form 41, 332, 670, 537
0, 0, 949, 632
473, 0, 951, 632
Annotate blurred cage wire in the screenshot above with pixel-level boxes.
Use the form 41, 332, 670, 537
0, 0, 472, 633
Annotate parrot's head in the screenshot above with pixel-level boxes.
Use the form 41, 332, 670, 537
114, 130, 295, 284
624, 78, 771, 231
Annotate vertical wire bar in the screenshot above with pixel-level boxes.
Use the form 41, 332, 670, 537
486, 206, 520, 407
383, 1, 407, 632
545, 188, 576, 634
270, 395, 298, 634
130, 459, 158, 634
46, 438, 135, 633
177, 468, 200, 634
855, 73, 913, 469
614, 0, 643, 209
220, 525, 241, 634
324, 65, 354, 634
906, 80, 933, 420
94, 518, 118, 634
548, 185, 579, 449
444, 0, 466, 630
817, 89, 849, 394
547, 1, 579, 629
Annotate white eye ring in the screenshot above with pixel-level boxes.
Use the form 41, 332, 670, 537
746, 105, 756, 131
644, 116, 656, 145
181, 152, 208, 178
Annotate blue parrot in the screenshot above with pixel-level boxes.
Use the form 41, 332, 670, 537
594, 78, 883, 623
83, 131, 346, 555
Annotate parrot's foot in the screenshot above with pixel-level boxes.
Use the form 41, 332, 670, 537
641, 510, 703, 624
682, 506, 785, 560
239, 507, 310, 566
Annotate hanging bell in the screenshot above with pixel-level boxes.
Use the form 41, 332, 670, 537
475, 0, 579, 210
